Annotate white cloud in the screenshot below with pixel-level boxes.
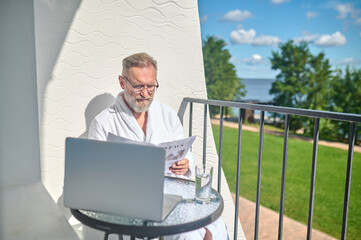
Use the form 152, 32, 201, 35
293, 32, 320, 43
355, 17, 361, 25
341, 57, 355, 65
230, 57, 241, 65
331, 57, 361, 66
294, 31, 347, 47
359, 32, 361, 38
334, 3, 361, 25
230, 28, 282, 46
236, 24, 243, 30
335, 3, 353, 19
253, 35, 283, 46
306, 11, 318, 19
200, 15, 208, 24
271, 0, 290, 5
220, 9, 253, 22
314, 31, 347, 47
230, 29, 256, 44
243, 54, 264, 65
252, 54, 262, 60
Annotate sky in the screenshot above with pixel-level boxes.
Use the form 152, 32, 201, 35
198, 0, 361, 79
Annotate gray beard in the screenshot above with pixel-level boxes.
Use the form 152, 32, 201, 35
124, 91, 153, 113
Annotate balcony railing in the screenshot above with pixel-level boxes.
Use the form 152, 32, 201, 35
177, 97, 361, 240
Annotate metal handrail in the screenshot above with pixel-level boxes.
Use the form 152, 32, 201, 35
177, 97, 360, 240
178, 98, 361, 123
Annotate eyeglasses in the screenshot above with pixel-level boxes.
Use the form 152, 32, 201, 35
123, 76, 159, 93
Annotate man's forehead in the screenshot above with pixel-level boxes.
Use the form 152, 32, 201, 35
128, 65, 155, 72
127, 66, 156, 80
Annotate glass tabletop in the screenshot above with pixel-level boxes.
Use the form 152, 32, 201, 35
72, 177, 223, 238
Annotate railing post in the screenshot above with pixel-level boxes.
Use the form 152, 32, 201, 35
189, 102, 193, 138
234, 108, 244, 240
203, 104, 207, 166
218, 106, 224, 193
307, 117, 320, 240
341, 122, 356, 240
254, 111, 265, 240
188, 102, 193, 151
278, 114, 290, 240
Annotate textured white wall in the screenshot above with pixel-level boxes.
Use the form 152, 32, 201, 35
34, 0, 244, 238
0, 0, 40, 186
0, 1, 79, 239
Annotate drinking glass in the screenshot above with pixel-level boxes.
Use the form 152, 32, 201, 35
195, 164, 213, 204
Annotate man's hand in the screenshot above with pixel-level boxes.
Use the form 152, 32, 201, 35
169, 158, 189, 175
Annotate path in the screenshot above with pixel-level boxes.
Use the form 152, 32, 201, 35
232, 194, 337, 240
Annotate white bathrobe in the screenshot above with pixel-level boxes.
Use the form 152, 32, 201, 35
88, 92, 228, 240
88, 92, 194, 178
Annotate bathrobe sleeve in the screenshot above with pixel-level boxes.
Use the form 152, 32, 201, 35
88, 117, 107, 141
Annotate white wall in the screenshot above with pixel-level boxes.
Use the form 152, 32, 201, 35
0, 1, 79, 239
34, 0, 244, 238
0, 0, 40, 187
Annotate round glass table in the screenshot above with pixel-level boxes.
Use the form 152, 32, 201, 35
71, 177, 223, 239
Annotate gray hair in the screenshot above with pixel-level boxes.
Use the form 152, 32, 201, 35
122, 52, 157, 77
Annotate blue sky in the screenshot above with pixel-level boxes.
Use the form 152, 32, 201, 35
198, 0, 361, 79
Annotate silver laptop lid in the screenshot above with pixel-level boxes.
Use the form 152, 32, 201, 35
63, 137, 167, 221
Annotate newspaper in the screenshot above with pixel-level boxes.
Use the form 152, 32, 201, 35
107, 133, 196, 170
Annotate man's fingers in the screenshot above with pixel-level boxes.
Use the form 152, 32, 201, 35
173, 158, 189, 166
170, 169, 188, 175
173, 163, 187, 168
170, 158, 189, 175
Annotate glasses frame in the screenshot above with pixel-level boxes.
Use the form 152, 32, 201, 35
122, 76, 159, 93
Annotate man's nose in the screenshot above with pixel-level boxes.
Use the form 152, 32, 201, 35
139, 87, 150, 96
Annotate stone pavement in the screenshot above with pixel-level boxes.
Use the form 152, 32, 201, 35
232, 194, 337, 240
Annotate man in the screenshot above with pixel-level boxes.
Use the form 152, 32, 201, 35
89, 53, 227, 239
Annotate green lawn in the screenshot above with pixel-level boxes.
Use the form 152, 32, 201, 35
212, 124, 361, 239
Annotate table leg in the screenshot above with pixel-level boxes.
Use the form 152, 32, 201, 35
104, 233, 109, 240
104, 233, 124, 240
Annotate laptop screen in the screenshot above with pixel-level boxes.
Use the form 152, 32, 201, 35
63, 137, 167, 221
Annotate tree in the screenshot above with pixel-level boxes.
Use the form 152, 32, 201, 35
270, 40, 310, 109
269, 40, 360, 142
330, 67, 361, 142
202, 36, 246, 117
269, 40, 311, 131
303, 52, 334, 136
269, 40, 334, 133
304, 52, 333, 110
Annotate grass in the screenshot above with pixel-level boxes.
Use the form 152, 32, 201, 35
212, 124, 361, 239
245, 121, 285, 133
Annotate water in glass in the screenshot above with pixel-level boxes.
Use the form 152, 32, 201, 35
195, 165, 213, 204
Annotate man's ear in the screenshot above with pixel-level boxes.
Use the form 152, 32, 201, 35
119, 75, 125, 89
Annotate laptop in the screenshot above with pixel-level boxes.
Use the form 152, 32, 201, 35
63, 137, 182, 221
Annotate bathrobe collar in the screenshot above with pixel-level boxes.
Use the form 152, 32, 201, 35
114, 92, 156, 142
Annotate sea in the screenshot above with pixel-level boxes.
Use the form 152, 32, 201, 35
232, 78, 276, 119
240, 78, 275, 103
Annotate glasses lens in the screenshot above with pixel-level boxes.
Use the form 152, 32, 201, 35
125, 76, 158, 93
133, 85, 143, 92
132, 85, 157, 93
147, 85, 155, 91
